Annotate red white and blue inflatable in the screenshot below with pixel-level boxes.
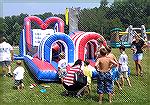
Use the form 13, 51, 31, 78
15, 16, 107, 81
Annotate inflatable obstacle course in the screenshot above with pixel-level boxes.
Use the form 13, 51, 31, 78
15, 16, 107, 81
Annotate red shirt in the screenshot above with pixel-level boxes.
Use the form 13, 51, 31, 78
63, 65, 81, 86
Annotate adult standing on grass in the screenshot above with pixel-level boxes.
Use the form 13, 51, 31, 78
131, 34, 147, 77
0, 33, 14, 77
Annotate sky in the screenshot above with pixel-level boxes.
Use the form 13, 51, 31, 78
0, 0, 114, 17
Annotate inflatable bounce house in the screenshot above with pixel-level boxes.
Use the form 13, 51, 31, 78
146, 29, 150, 41
15, 16, 107, 81
110, 28, 125, 48
110, 25, 148, 48
110, 27, 131, 48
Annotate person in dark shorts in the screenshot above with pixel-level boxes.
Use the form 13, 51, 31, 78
0, 34, 14, 77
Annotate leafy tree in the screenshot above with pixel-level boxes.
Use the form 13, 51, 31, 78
18, 13, 29, 27
79, 6, 110, 39
4, 16, 13, 35
43, 12, 53, 19
106, 0, 148, 27
2, 23, 8, 38
0, 17, 4, 32
109, 18, 124, 29
12, 23, 22, 45
146, 16, 150, 28
1, 0, 150, 45
100, 0, 109, 7
144, 0, 150, 16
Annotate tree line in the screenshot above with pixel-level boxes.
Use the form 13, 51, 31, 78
0, 0, 150, 45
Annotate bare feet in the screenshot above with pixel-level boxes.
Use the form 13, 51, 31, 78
129, 84, 132, 87
140, 72, 143, 77
119, 87, 122, 90
98, 101, 102, 104
109, 100, 112, 103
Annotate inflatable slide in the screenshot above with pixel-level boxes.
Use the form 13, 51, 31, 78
16, 16, 107, 81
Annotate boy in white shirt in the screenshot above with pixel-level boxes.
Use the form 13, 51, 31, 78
0, 36, 14, 77
13, 60, 25, 90
119, 45, 132, 87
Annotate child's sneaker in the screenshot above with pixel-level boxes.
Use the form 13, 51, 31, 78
76, 94, 82, 98
119, 87, 122, 90
129, 84, 132, 87
98, 101, 102, 104
140, 72, 143, 77
7, 73, 13, 77
2, 75, 6, 78
21, 83, 24, 89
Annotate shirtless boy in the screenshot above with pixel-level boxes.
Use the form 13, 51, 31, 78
95, 48, 118, 104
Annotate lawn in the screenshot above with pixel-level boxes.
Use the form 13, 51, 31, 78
0, 48, 150, 105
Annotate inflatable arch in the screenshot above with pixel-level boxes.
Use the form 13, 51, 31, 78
38, 32, 74, 63
86, 41, 97, 60
71, 32, 107, 61
24, 16, 64, 52
21, 16, 73, 81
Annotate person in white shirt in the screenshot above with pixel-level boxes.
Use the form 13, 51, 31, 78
0, 35, 14, 77
58, 52, 67, 83
13, 60, 25, 90
118, 45, 131, 88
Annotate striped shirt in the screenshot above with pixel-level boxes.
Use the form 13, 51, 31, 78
63, 65, 81, 86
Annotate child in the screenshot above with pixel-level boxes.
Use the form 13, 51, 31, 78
13, 60, 25, 90
95, 48, 118, 104
95, 38, 105, 60
58, 52, 67, 83
105, 45, 122, 91
76, 60, 92, 96
119, 45, 132, 87
83, 60, 92, 92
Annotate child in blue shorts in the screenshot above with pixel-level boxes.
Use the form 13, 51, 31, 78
95, 48, 118, 104
105, 45, 122, 92
111, 67, 122, 90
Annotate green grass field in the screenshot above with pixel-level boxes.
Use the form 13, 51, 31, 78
0, 48, 150, 105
